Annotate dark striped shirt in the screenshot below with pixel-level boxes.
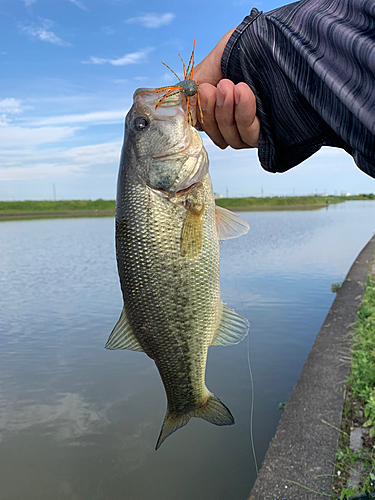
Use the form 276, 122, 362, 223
221, 0, 375, 178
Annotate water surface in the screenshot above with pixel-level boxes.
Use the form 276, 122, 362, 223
0, 201, 374, 499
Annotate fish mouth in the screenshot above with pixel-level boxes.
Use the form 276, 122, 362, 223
134, 88, 186, 115
175, 183, 198, 195
152, 142, 191, 161
151, 181, 199, 200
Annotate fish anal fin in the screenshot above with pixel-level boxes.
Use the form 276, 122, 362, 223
215, 205, 249, 240
155, 392, 234, 450
211, 303, 249, 346
180, 204, 204, 258
105, 306, 144, 352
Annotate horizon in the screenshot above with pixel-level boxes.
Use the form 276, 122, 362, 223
1, 0, 374, 201
2, 192, 375, 203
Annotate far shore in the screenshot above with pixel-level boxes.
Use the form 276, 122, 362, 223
0, 194, 373, 221
0, 210, 115, 221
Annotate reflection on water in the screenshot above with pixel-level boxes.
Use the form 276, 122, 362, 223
0, 201, 374, 499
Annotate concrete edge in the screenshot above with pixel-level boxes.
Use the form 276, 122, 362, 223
249, 234, 375, 500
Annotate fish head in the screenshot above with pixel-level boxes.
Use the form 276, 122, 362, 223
124, 88, 208, 195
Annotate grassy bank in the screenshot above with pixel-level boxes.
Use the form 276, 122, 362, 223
0, 199, 115, 213
332, 264, 375, 499
215, 194, 374, 210
0, 194, 373, 220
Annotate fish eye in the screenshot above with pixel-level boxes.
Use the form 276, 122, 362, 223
133, 116, 149, 131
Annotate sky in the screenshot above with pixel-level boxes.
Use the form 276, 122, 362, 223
0, 0, 374, 201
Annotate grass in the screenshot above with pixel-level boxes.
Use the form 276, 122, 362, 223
331, 282, 343, 293
332, 273, 375, 499
215, 194, 374, 210
0, 199, 115, 213
0, 194, 374, 216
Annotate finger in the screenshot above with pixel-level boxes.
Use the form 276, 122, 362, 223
215, 79, 251, 150
234, 82, 260, 148
197, 83, 228, 149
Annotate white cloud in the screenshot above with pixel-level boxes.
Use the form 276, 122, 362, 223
101, 26, 115, 35
0, 125, 79, 148
0, 98, 24, 115
0, 392, 109, 439
65, 142, 121, 165
0, 98, 33, 126
125, 12, 175, 29
30, 109, 128, 126
19, 19, 71, 46
0, 141, 121, 181
67, 0, 89, 11
83, 47, 154, 66
0, 163, 84, 181
21, 0, 37, 6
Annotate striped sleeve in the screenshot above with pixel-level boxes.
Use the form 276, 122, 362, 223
221, 0, 375, 178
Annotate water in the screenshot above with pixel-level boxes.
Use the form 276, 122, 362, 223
0, 201, 374, 500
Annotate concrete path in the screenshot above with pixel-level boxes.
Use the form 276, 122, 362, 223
249, 235, 375, 500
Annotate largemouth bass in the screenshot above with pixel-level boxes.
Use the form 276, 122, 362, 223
106, 88, 250, 450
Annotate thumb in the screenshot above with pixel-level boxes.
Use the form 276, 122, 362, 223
193, 28, 236, 86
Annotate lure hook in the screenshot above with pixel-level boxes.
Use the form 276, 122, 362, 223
153, 39, 203, 125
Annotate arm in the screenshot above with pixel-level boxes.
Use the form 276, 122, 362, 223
195, 0, 375, 178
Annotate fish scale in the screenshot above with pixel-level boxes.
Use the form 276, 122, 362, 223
117, 178, 219, 405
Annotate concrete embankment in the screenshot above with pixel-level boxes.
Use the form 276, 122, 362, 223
249, 235, 375, 500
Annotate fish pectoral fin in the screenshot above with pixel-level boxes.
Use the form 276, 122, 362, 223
211, 303, 250, 346
105, 306, 144, 352
155, 393, 234, 450
180, 204, 204, 258
215, 205, 249, 240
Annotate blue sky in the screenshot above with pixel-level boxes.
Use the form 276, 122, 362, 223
0, 0, 374, 201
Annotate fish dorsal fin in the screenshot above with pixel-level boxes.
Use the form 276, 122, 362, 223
180, 204, 204, 258
215, 206, 249, 240
211, 302, 249, 346
105, 307, 144, 351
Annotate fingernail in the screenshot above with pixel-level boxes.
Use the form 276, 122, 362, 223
234, 87, 240, 106
216, 85, 225, 107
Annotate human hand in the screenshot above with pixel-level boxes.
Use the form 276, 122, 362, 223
193, 29, 260, 149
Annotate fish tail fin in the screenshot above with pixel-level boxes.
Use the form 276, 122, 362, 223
194, 392, 235, 426
155, 411, 191, 451
155, 393, 234, 450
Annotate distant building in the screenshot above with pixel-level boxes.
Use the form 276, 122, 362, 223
214, 193, 223, 199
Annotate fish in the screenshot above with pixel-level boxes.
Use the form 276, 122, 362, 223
106, 87, 250, 450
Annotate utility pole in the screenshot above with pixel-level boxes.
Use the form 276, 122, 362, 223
53, 184, 56, 201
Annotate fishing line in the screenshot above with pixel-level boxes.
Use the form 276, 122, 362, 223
247, 328, 259, 476
232, 273, 259, 477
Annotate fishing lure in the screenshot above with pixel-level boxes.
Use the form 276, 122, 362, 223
153, 39, 203, 125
